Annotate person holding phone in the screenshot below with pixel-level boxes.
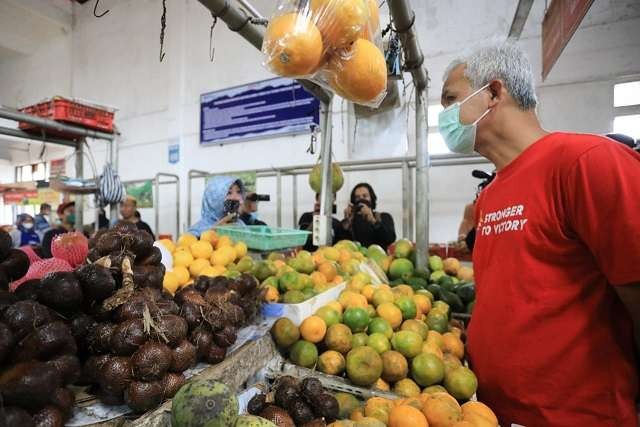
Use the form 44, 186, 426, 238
298, 193, 344, 251
341, 183, 396, 250
188, 176, 245, 237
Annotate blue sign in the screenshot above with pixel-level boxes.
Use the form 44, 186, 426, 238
200, 77, 320, 145
168, 144, 179, 164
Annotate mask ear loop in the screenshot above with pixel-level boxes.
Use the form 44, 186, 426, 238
460, 83, 491, 105
473, 108, 491, 126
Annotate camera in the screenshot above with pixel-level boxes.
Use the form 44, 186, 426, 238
246, 193, 270, 202
354, 199, 371, 212
223, 200, 240, 216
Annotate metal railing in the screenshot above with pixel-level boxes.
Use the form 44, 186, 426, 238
186, 154, 489, 238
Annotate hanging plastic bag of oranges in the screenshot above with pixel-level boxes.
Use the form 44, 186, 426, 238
262, 0, 387, 108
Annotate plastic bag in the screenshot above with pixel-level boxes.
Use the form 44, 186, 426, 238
262, 0, 387, 107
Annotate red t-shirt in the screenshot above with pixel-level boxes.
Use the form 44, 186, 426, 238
468, 132, 640, 427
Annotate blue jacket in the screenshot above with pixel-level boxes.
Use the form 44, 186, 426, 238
188, 176, 245, 237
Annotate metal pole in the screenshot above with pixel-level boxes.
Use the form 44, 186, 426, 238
415, 90, 429, 270
236, 0, 263, 18
0, 126, 78, 148
387, 0, 428, 91
317, 100, 334, 245
109, 135, 119, 223
75, 142, 84, 232
0, 106, 115, 141
154, 176, 160, 237
276, 171, 282, 227
401, 161, 410, 238
292, 175, 298, 229
175, 176, 181, 238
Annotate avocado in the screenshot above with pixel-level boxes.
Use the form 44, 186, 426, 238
426, 284, 441, 299
440, 290, 465, 313
406, 277, 428, 291
456, 283, 476, 304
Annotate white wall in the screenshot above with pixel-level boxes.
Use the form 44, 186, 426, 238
0, 0, 638, 243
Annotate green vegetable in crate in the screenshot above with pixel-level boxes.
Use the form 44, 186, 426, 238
440, 291, 464, 313
309, 163, 344, 193
456, 282, 476, 303
289, 340, 318, 368
171, 380, 239, 427
234, 415, 277, 427
437, 275, 458, 292
428, 255, 444, 272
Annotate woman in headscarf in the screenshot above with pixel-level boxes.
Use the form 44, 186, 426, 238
188, 176, 245, 237
10, 213, 40, 247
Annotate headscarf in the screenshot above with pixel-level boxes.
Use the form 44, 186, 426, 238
188, 176, 245, 237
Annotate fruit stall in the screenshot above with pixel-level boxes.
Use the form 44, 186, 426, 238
0, 1, 493, 427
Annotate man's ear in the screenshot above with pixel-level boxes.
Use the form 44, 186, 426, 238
487, 80, 504, 107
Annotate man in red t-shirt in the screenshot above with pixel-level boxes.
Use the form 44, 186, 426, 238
438, 42, 639, 427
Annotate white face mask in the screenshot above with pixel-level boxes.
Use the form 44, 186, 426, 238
23, 223, 34, 230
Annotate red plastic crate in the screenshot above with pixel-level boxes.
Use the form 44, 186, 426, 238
19, 98, 115, 133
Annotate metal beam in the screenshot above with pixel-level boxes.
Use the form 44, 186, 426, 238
387, 0, 429, 91
0, 106, 116, 141
414, 90, 429, 270
508, 0, 535, 40
196, 0, 332, 105
0, 125, 78, 148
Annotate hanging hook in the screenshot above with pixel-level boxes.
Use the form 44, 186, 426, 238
159, 0, 167, 62
209, 14, 218, 62
93, 0, 109, 18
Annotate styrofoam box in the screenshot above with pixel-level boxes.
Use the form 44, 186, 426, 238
262, 283, 346, 326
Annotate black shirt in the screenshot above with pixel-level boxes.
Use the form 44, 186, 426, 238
239, 213, 267, 226
135, 221, 155, 240
343, 212, 396, 250
298, 212, 345, 251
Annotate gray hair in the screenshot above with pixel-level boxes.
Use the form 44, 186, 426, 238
444, 42, 537, 110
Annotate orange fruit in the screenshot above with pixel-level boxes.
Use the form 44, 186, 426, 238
162, 271, 179, 295
350, 407, 366, 421
299, 315, 327, 343
311, 0, 368, 48
326, 300, 344, 314
199, 229, 219, 245
393, 378, 421, 398
173, 250, 194, 268
381, 350, 408, 383
318, 261, 338, 281
177, 233, 198, 248
426, 331, 445, 349
372, 288, 395, 307
189, 258, 211, 277
332, 275, 344, 285
172, 266, 190, 286
325, 323, 353, 354
263, 285, 279, 303
392, 284, 415, 298
318, 350, 346, 375
311, 271, 328, 287
200, 265, 226, 278
323, 246, 340, 261
397, 397, 423, 411
442, 332, 465, 359
339, 290, 369, 310
364, 397, 394, 424
216, 235, 233, 248
421, 392, 462, 427
373, 377, 390, 391
422, 340, 444, 360
338, 248, 352, 264
234, 241, 248, 259
361, 284, 377, 302
263, 13, 324, 77
158, 238, 176, 253
452, 422, 476, 427
388, 405, 428, 427
461, 401, 498, 427
376, 302, 403, 329
413, 294, 432, 315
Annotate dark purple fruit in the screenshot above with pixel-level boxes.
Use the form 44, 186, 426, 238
0, 362, 62, 409
154, 314, 188, 347
300, 377, 324, 400
2, 406, 35, 427
12, 279, 41, 301
135, 246, 162, 266
170, 340, 197, 372
46, 354, 81, 385
289, 398, 314, 425
162, 372, 186, 399
205, 343, 226, 365
0, 229, 12, 260
79, 354, 111, 386
131, 341, 172, 381
190, 328, 213, 360
96, 387, 125, 405
12, 321, 77, 362
98, 356, 132, 394
31, 406, 64, 427
180, 302, 204, 330
2, 300, 52, 341
309, 393, 339, 422
75, 263, 116, 301
247, 393, 267, 415
0, 249, 29, 282
0, 321, 14, 364
125, 380, 164, 413
87, 322, 117, 354
49, 387, 75, 417
212, 325, 237, 348
110, 319, 147, 356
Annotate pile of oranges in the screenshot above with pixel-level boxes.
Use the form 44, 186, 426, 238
159, 230, 248, 294
263, 0, 387, 105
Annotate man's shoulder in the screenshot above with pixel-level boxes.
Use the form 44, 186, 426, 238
544, 132, 614, 160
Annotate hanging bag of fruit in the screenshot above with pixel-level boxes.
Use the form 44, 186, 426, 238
262, 0, 387, 108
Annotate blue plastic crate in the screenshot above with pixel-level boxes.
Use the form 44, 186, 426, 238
213, 225, 310, 251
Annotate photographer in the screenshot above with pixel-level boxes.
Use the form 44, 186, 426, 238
341, 183, 396, 250
188, 176, 245, 237
239, 192, 268, 226
298, 193, 344, 251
